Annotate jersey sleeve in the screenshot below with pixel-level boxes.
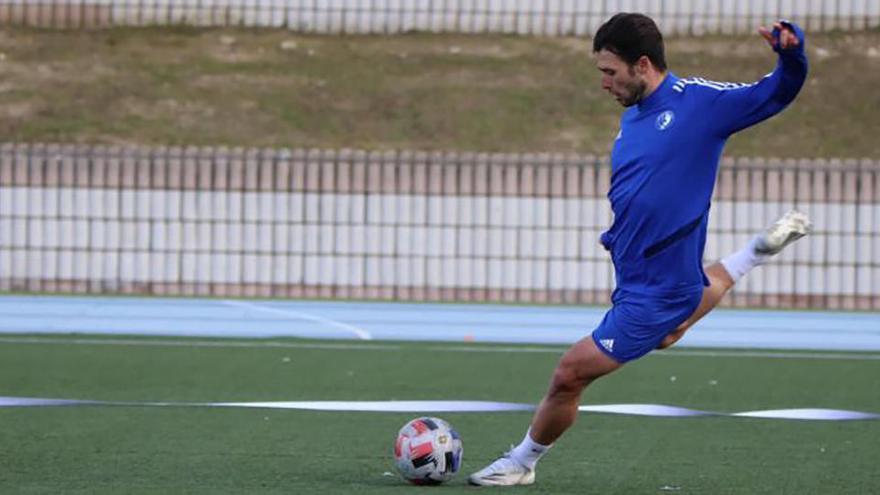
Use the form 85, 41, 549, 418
684, 21, 809, 137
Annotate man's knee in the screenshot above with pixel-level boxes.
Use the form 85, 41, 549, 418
547, 342, 619, 398
548, 362, 588, 397
658, 328, 686, 349
656, 334, 676, 350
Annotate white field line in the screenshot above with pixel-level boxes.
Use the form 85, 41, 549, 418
1, 336, 880, 361
221, 299, 373, 340
1, 396, 877, 420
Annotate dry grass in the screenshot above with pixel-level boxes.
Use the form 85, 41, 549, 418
0, 26, 877, 157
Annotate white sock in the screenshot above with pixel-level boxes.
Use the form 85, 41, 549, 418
719, 237, 771, 283
509, 428, 551, 470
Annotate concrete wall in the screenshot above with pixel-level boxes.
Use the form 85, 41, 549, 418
1, 143, 876, 310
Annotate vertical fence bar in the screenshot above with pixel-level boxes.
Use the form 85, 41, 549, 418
379, 150, 397, 300
301, 148, 320, 298
191, 146, 210, 297
577, 154, 594, 305
782, 158, 799, 307
517, 153, 535, 303
405, 150, 425, 300
99, 145, 117, 294
485, 152, 502, 301
440, 153, 459, 301
534, 154, 553, 304
842, 158, 859, 309
240, 147, 257, 295
287, 148, 305, 299
136, 145, 155, 295
230, 147, 247, 296
4, 144, 20, 290
239, 145, 255, 296
25, 143, 43, 293
818, 158, 837, 308
209, 146, 228, 297
424, 151, 443, 301
331, 148, 350, 299
872, 159, 879, 311
393, 150, 411, 300
53, 144, 72, 293
792, 158, 810, 308
344, 149, 363, 299
362, 150, 380, 299
455, 151, 474, 302
10, 143, 29, 291
807, 158, 825, 309
254, 147, 274, 297
316, 149, 336, 299
561, 153, 580, 304
766, 157, 785, 307
85, 144, 103, 294
114, 145, 133, 294
159, 146, 178, 295
547, 155, 567, 304
269, 147, 290, 297
44, 144, 60, 292
504, 153, 524, 303
471, 152, 490, 302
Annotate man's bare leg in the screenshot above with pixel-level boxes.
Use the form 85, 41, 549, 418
529, 336, 622, 444
660, 209, 811, 349
468, 337, 620, 486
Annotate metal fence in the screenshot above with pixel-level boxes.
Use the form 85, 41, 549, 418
0, 143, 876, 310
1, 1, 878, 35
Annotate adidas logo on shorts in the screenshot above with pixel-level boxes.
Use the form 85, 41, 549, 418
599, 339, 615, 352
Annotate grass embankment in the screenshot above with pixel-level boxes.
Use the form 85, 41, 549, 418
1, 26, 878, 157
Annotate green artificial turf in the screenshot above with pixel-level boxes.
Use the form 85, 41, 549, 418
1, 335, 878, 494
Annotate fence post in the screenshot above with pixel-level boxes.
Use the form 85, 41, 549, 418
471, 151, 490, 302
440, 150, 459, 301
455, 150, 474, 302
531, 153, 552, 304
842, 158, 860, 310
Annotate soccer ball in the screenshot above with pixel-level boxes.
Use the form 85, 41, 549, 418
393, 417, 463, 485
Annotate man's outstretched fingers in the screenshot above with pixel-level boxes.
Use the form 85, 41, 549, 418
758, 25, 775, 46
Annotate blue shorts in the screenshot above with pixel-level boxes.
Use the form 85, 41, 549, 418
591, 288, 704, 363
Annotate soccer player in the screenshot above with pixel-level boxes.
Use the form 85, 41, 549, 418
469, 13, 811, 486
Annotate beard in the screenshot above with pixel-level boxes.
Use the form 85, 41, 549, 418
617, 78, 648, 107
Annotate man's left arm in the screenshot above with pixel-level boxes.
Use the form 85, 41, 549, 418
708, 21, 809, 137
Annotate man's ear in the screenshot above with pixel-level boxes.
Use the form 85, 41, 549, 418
636, 55, 652, 75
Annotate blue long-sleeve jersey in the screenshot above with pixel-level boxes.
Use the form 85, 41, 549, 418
599, 23, 808, 295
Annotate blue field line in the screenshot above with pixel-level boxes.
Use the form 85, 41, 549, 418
0, 295, 877, 351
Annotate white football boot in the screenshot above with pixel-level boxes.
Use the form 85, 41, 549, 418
467, 451, 535, 487
753, 209, 812, 256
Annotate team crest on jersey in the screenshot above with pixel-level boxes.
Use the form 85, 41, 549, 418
655, 110, 675, 131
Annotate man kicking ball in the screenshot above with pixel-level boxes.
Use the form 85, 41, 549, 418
469, 12, 810, 486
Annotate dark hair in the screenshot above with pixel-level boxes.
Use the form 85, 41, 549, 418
593, 13, 667, 71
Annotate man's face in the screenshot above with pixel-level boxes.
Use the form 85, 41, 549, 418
595, 49, 647, 107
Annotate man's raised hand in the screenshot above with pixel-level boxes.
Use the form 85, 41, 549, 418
759, 21, 800, 50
